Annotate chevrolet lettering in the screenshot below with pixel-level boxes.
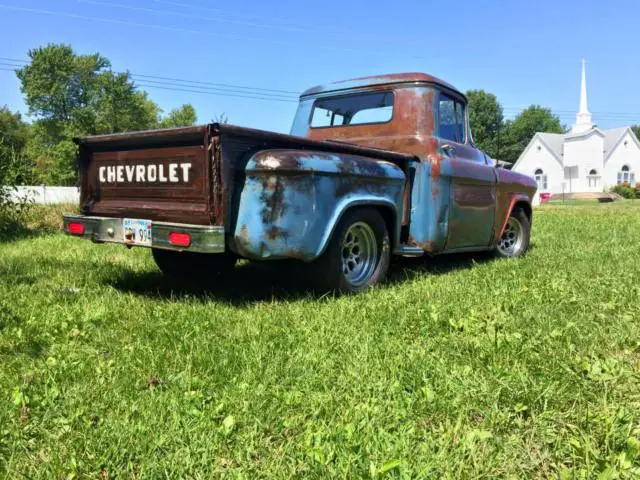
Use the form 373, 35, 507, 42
63, 72, 537, 293
98, 163, 192, 184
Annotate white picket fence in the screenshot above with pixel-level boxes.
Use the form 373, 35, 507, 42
3, 186, 80, 204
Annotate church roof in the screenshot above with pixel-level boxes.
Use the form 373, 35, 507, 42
603, 127, 629, 155
538, 128, 632, 159
537, 133, 565, 158
565, 128, 605, 140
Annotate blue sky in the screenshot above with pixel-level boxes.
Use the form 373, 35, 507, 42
1, 0, 639, 133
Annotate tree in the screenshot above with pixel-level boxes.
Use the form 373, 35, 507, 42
500, 105, 564, 164
0, 107, 29, 152
24, 121, 84, 185
466, 90, 504, 159
17, 45, 162, 136
16, 44, 109, 132
15, 44, 164, 184
631, 125, 640, 140
0, 107, 34, 185
159, 104, 198, 129
95, 71, 162, 133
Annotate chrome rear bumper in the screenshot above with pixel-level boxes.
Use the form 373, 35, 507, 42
62, 215, 225, 253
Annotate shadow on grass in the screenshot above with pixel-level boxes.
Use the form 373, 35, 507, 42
0, 220, 34, 243
108, 251, 502, 305
0, 220, 60, 244
387, 251, 497, 284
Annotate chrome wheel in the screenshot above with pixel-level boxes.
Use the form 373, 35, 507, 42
497, 217, 524, 257
341, 222, 378, 287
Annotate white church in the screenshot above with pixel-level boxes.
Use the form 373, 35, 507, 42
512, 60, 640, 197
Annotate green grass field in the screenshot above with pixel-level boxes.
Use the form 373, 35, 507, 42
1, 204, 639, 478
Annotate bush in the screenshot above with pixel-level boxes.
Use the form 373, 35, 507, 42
23, 202, 78, 233
0, 145, 34, 239
0, 185, 34, 237
610, 183, 636, 199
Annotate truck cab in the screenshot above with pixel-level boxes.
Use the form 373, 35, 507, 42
293, 73, 511, 252
64, 73, 537, 293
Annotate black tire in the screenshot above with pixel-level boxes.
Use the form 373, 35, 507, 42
310, 208, 391, 293
151, 249, 236, 281
494, 208, 531, 258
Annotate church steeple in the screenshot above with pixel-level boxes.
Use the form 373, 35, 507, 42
572, 59, 595, 133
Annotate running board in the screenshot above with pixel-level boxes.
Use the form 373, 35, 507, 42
394, 244, 424, 257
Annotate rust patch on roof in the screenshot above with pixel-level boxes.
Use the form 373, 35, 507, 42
301, 72, 462, 98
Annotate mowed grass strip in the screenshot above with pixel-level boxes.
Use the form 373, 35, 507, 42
1, 204, 639, 478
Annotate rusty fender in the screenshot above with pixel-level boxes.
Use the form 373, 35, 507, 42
231, 149, 405, 261
492, 168, 537, 245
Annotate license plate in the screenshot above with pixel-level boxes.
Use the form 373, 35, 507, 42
123, 218, 152, 246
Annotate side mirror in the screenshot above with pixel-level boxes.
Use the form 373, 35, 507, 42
484, 155, 498, 168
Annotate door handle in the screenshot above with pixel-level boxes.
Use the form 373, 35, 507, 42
441, 144, 455, 156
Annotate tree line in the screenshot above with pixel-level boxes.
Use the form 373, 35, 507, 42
2, 43, 639, 187
0, 44, 199, 186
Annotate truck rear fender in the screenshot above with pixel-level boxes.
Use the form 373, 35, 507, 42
315, 196, 400, 258
231, 149, 406, 261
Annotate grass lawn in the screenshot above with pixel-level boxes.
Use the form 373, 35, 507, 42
1, 203, 639, 478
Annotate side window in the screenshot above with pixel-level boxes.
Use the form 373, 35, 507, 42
438, 93, 466, 143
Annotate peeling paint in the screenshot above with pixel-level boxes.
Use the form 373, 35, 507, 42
260, 156, 283, 169
233, 148, 405, 261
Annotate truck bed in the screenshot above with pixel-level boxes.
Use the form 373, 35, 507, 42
76, 123, 415, 227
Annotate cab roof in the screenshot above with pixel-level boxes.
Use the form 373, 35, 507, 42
300, 72, 463, 99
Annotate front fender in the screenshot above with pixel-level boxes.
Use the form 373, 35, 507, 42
230, 149, 405, 261
494, 193, 532, 244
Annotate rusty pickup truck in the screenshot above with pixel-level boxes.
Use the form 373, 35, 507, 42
63, 72, 537, 293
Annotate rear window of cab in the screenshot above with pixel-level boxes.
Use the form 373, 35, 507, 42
310, 91, 394, 128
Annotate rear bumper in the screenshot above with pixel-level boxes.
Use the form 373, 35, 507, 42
62, 215, 225, 253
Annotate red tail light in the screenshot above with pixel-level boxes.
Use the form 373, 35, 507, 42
67, 222, 85, 235
168, 232, 191, 247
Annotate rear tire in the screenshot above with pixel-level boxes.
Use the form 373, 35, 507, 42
310, 208, 390, 293
495, 209, 531, 258
151, 249, 237, 281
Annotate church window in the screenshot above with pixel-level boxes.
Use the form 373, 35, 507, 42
587, 169, 600, 188
618, 165, 635, 185
534, 168, 548, 190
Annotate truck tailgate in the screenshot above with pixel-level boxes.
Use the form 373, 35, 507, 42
77, 126, 216, 225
